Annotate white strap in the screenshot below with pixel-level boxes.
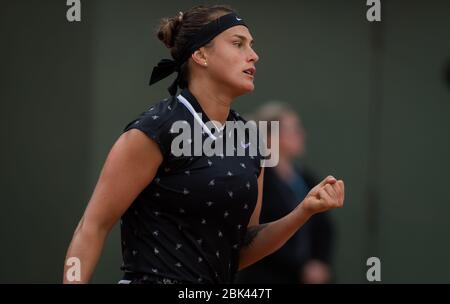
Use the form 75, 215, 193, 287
177, 94, 223, 140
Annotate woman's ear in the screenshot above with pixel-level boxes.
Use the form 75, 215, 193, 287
191, 48, 208, 67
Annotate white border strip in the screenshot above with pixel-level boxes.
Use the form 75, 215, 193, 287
177, 94, 221, 140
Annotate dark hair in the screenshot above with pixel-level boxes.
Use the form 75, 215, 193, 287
156, 5, 235, 88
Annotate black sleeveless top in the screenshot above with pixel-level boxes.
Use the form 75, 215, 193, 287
120, 89, 264, 283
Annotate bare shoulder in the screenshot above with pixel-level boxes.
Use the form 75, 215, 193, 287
120, 128, 163, 153
81, 129, 163, 232
109, 128, 164, 172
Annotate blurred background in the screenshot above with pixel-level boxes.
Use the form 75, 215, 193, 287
1, 0, 449, 283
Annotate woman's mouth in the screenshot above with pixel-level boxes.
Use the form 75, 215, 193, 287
243, 67, 256, 78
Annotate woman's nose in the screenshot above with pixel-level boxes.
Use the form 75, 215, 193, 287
249, 48, 259, 63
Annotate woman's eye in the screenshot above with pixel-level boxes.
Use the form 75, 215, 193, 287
233, 41, 242, 47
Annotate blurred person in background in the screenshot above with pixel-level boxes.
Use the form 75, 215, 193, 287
236, 102, 335, 284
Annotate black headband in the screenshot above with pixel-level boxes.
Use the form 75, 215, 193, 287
149, 12, 247, 95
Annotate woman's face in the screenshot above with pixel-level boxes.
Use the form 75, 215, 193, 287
204, 25, 259, 96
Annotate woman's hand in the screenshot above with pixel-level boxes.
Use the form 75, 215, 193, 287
299, 176, 345, 216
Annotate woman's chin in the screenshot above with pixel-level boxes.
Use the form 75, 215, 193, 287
239, 82, 255, 94
228, 81, 255, 97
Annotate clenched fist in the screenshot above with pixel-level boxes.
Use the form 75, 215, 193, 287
300, 175, 345, 216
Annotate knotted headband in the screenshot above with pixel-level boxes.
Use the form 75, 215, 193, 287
149, 12, 247, 95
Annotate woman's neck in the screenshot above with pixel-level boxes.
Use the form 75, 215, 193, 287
189, 81, 233, 125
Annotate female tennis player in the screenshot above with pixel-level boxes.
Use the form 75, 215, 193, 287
63, 4, 344, 284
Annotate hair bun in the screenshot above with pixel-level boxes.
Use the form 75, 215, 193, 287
157, 12, 184, 49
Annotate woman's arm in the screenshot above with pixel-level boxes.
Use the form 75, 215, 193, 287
63, 129, 163, 283
238, 169, 344, 270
